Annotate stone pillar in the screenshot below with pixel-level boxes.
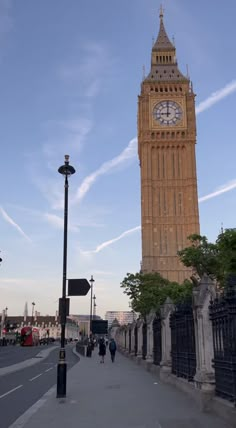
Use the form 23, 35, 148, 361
130, 322, 135, 354
160, 297, 175, 379
120, 328, 124, 348
193, 274, 216, 405
146, 311, 155, 361
137, 320, 143, 356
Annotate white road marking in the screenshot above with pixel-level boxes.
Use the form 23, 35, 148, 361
45, 367, 53, 372
0, 385, 23, 399
154, 382, 158, 384
29, 373, 42, 381
8, 385, 56, 428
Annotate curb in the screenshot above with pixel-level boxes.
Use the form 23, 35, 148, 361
72, 346, 81, 361
8, 347, 80, 428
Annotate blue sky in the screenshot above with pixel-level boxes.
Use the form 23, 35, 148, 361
1, 0, 236, 318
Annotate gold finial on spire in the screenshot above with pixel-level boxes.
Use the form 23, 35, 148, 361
159, 4, 164, 20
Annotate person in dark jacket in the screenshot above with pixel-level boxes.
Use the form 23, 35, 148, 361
109, 338, 117, 362
99, 337, 106, 363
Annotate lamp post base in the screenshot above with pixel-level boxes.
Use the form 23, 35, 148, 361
57, 348, 67, 398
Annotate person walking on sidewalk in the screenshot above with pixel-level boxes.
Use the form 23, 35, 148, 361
99, 337, 106, 363
109, 338, 117, 363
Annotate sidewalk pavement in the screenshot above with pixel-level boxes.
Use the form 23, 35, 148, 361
0, 345, 58, 377
11, 350, 232, 428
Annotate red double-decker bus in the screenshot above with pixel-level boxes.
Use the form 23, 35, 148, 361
20, 326, 39, 346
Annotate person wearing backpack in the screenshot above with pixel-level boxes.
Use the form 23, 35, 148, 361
109, 338, 117, 363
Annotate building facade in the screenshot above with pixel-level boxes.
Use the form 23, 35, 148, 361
70, 314, 102, 337
105, 311, 137, 327
138, 10, 200, 283
0, 314, 79, 340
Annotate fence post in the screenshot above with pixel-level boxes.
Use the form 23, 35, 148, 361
160, 297, 174, 379
137, 319, 142, 357
193, 274, 216, 405
146, 311, 156, 361
130, 321, 136, 354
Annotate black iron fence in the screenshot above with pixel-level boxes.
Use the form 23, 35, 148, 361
142, 322, 147, 360
170, 303, 196, 381
153, 314, 162, 365
209, 275, 236, 405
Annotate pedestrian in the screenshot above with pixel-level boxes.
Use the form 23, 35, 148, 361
86, 338, 92, 357
98, 337, 106, 363
109, 338, 117, 363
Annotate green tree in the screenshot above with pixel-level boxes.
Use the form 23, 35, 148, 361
121, 272, 192, 317
215, 228, 236, 285
177, 234, 218, 284
178, 229, 236, 287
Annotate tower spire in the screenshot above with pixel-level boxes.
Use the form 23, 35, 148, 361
153, 7, 175, 51
145, 8, 189, 82
159, 4, 164, 20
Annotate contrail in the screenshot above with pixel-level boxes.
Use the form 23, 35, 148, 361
75, 80, 236, 205
196, 80, 236, 115
74, 137, 137, 203
82, 178, 236, 254
81, 226, 141, 255
0, 206, 31, 242
198, 179, 236, 203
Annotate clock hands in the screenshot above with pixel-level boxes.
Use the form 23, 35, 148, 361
167, 101, 170, 117
161, 102, 171, 118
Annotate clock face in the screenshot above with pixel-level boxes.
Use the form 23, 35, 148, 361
153, 101, 183, 126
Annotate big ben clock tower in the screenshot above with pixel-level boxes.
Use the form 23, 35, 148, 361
138, 9, 200, 283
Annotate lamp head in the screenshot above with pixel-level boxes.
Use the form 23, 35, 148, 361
58, 155, 76, 176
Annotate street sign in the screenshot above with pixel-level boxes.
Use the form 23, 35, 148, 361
68, 278, 90, 296
91, 320, 108, 335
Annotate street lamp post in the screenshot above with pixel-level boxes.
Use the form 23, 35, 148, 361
57, 155, 75, 398
31, 302, 35, 325
89, 275, 95, 334
93, 295, 96, 318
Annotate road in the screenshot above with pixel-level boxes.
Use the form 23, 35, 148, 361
0, 344, 55, 368
0, 344, 79, 428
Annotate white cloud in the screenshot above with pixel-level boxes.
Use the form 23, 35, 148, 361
44, 213, 79, 232
28, 117, 93, 211
59, 42, 114, 98
196, 80, 236, 115
74, 137, 137, 204
42, 117, 92, 163
0, 206, 31, 242
199, 179, 236, 203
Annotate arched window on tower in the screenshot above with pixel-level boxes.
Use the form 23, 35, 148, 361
162, 151, 165, 178
173, 191, 177, 216
172, 152, 175, 178
178, 192, 183, 215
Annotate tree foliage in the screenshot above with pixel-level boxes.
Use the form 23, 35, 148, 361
178, 229, 236, 287
120, 272, 192, 317
177, 234, 218, 282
